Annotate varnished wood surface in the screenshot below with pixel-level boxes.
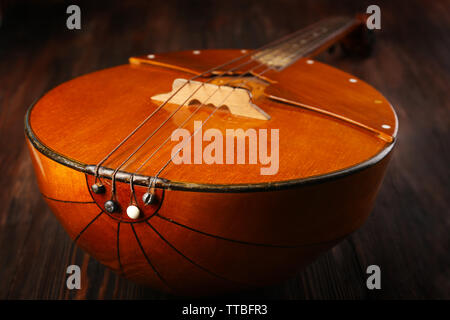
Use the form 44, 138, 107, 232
27, 134, 392, 295
27, 54, 393, 186
0, 0, 448, 299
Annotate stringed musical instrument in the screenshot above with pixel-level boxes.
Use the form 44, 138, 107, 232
25, 15, 397, 296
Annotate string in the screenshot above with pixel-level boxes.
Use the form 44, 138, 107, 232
125, 28, 334, 196
129, 63, 269, 197
146, 67, 272, 193
131, 22, 339, 176
94, 55, 247, 184
110, 59, 256, 198
254, 17, 352, 70
142, 31, 339, 193
106, 22, 335, 199
93, 21, 330, 185
97, 16, 355, 204
131, 31, 324, 179
279, 18, 354, 70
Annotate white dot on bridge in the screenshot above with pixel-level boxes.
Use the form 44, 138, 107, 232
382, 124, 391, 129
193, 50, 201, 55
306, 59, 314, 64
349, 78, 358, 83
147, 54, 155, 59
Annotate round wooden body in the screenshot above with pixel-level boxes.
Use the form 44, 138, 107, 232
25, 49, 397, 295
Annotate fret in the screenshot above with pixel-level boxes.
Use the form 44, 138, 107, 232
252, 17, 357, 70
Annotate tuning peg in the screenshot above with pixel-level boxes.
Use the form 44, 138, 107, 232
91, 183, 105, 194
104, 200, 118, 213
142, 192, 157, 205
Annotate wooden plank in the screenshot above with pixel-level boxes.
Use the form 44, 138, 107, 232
0, 0, 448, 299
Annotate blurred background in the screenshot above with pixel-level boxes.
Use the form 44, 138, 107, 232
0, 0, 448, 299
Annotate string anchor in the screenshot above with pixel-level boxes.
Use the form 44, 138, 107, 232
126, 205, 140, 219
142, 192, 157, 206
104, 200, 118, 213
91, 183, 105, 194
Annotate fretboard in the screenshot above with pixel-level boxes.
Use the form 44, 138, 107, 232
252, 17, 361, 70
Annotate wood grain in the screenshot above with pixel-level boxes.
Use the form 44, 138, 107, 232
26, 135, 392, 295
27, 54, 393, 186
0, 0, 448, 299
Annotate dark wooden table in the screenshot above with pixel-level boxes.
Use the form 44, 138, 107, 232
0, 0, 448, 299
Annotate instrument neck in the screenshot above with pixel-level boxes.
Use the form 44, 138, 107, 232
253, 16, 364, 70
